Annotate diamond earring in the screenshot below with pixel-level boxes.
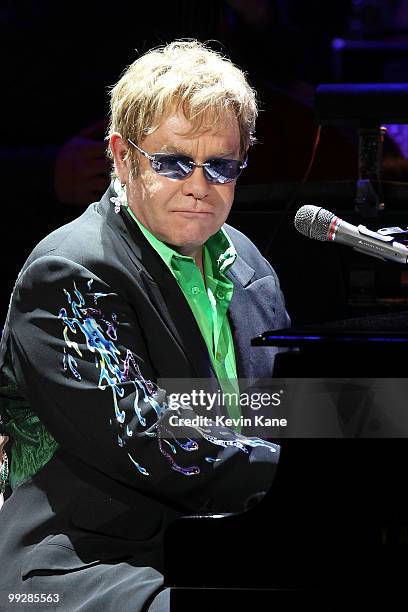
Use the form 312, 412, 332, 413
110, 179, 128, 214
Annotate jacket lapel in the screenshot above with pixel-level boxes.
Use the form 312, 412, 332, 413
226, 257, 256, 380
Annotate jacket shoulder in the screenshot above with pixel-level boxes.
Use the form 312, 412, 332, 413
24, 203, 104, 265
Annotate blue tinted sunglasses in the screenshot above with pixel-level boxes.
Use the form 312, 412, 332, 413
127, 139, 247, 184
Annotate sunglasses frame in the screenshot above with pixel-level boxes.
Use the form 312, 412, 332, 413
127, 138, 247, 184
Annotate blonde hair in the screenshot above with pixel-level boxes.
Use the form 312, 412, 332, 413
107, 39, 257, 176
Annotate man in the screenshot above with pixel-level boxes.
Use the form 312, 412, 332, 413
0, 40, 289, 611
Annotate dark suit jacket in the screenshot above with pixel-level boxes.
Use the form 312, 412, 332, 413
0, 184, 290, 609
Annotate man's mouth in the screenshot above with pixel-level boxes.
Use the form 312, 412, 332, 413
171, 210, 213, 214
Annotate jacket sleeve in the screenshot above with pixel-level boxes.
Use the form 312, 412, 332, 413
7, 255, 280, 513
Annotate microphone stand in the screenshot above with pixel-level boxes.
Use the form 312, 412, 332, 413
355, 125, 387, 218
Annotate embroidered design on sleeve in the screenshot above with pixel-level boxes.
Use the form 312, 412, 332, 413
58, 281, 159, 476
58, 280, 278, 479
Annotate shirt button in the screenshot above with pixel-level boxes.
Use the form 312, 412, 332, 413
216, 352, 223, 362
216, 291, 224, 300
191, 286, 200, 295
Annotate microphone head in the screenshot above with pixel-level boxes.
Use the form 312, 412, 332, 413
294, 205, 336, 241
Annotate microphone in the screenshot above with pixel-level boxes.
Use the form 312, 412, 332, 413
294, 205, 408, 264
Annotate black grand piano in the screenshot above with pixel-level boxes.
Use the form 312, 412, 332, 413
164, 311, 408, 608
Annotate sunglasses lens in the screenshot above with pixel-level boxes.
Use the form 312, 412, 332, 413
204, 159, 244, 184
151, 155, 193, 179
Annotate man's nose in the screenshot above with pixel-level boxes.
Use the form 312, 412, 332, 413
181, 167, 210, 199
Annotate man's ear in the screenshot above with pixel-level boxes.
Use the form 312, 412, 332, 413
109, 133, 130, 184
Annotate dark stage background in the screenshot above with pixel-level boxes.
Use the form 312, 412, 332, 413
2, 0, 408, 326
